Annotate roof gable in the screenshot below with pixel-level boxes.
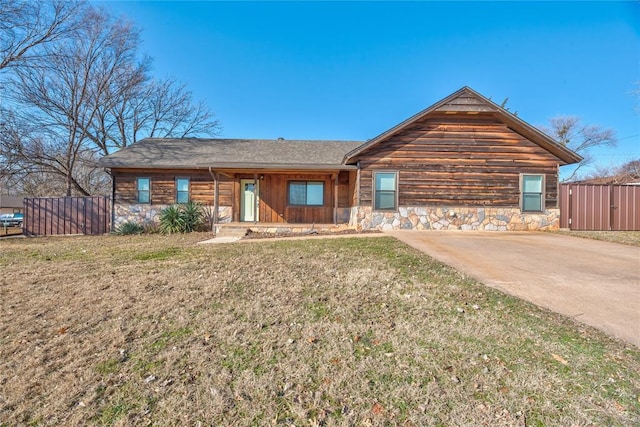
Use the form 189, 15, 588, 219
344, 86, 582, 165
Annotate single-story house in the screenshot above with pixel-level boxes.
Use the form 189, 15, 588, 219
98, 86, 582, 231
0, 195, 24, 215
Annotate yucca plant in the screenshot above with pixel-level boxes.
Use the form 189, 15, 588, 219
180, 201, 205, 232
159, 205, 186, 234
159, 202, 205, 233
115, 221, 144, 235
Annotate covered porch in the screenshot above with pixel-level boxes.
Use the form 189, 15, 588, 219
208, 168, 355, 226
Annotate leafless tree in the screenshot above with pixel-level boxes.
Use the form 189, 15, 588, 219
0, 0, 82, 195
4, 7, 141, 196
541, 116, 616, 182
1, 4, 220, 197
87, 76, 220, 156
583, 158, 640, 184
0, 0, 82, 72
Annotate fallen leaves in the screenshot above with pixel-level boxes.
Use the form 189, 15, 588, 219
371, 402, 384, 416
551, 353, 569, 365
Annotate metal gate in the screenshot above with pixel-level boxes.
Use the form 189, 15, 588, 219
560, 184, 640, 231
23, 196, 111, 236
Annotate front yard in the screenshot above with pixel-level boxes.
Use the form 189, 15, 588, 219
551, 230, 640, 247
0, 234, 638, 425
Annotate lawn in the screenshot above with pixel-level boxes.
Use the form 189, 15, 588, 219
0, 234, 638, 426
550, 230, 640, 247
0, 225, 22, 238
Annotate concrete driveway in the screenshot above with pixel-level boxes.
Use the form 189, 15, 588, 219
387, 231, 640, 347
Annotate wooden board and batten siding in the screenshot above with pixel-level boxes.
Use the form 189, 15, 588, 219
354, 113, 561, 209
252, 172, 350, 224
112, 169, 350, 224
112, 169, 233, 207
257, 173, 331, 223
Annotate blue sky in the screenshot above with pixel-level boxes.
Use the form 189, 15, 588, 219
102, 1, 639, 177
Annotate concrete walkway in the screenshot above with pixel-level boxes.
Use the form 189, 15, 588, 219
387, 231, 640, 347
198, 232, 387, 244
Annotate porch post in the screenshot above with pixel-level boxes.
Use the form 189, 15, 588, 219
333, 172, 338, 225
213, 171, 219, 225
356, 161, 361, 206
253, 173, 258, 224
208, 167, 219, 231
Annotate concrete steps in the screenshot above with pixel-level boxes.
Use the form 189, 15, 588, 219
214, 225, 250, 238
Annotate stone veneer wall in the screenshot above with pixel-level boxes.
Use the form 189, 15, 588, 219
350, 206, 560, 231
113, 204, 232, 229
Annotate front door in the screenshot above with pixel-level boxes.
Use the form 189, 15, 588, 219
240, 179, 258, 222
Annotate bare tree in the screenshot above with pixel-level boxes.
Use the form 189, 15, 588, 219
0, 0, 82, 72
1, 5, 220, 197
0, 0, 82, 195
583, 158, 640, 184
86, 76, 220, 156
4, 7, 142, 196
542, 116, 616, 182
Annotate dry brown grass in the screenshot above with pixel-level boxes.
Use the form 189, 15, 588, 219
0, 226, 22, 237
1, 233, 639, 426
551, 230, 640, 247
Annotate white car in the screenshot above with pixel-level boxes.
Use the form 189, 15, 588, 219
0, 213, 23, 227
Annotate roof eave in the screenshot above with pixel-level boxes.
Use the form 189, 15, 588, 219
102, 162, 356, 171
494, 105, 583, 165
203, 162, 357, 170
343, 87, 473, 163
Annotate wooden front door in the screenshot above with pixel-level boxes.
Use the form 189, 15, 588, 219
240, 179, 258, 222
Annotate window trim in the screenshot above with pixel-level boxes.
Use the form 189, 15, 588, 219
373, 170, 399, 211
520, 173, 545, 213
287, 181, 325, 207
136, 177, 151, 204
175, 177, 190, 204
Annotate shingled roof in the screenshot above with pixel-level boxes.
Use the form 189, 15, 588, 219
0, 195, 23, 209
98, 138, 364, 170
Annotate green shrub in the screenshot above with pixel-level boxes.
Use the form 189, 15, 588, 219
159, 202, 205, 233
115, 221, 144, 235
159, 205, 185, 234
181, 201, 205, 232
143, 223, 161, 234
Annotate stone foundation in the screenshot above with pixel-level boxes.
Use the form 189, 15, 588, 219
113, 204, 232, 229
350, 206, 559, 231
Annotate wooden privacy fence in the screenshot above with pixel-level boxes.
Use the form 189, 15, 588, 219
560, 184, 640, 231
23, 196, 111, 236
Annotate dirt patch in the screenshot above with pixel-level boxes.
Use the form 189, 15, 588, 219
1, 234, 638, 426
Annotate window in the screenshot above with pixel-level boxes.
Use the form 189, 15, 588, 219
374, 171, 398, 210
176, 178, 190, 204
521, 174, 544, 212
288, 181, 324, 206
136, 178, 150, 204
